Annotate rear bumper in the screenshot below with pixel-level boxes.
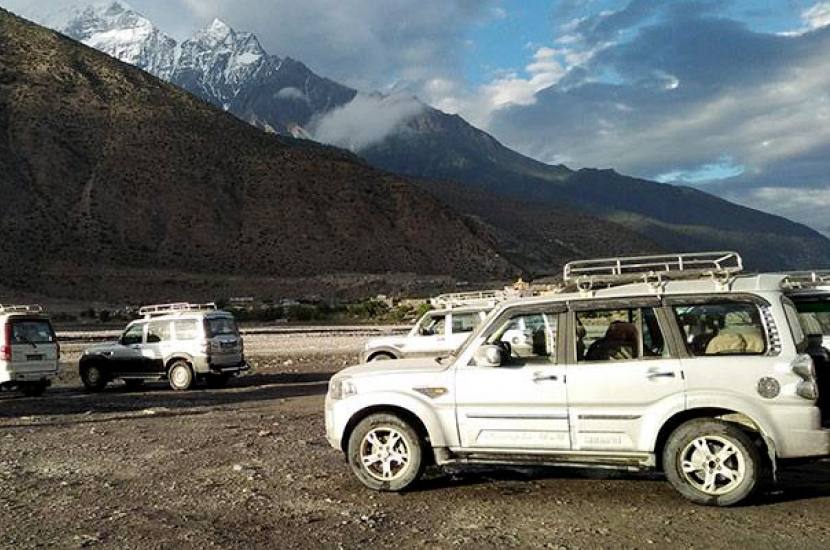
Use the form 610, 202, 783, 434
209, 360, 250, 375
0, 367, 57, 385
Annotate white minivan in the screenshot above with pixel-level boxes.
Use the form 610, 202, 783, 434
0, 305, 60, 396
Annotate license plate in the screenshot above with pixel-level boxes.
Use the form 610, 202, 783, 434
221, 342, 236, 350
27, 354, 44, 361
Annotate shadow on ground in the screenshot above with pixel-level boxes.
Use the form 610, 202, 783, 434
0, 371, 334, 422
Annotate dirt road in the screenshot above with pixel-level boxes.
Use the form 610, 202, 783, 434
1, 331, 830, 548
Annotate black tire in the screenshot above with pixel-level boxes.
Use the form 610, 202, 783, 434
20, 382, 47, 397
80, 363, 108, 392
205, 373, 230, 388
663, 419, 762, 506
123, 379, 145, 391
347, 413, 425, 491
168, 360, 194, 391
368, 352, 395, 362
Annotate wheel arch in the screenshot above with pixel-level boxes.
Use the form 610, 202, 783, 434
653, 407, 776, 472
165, 354, 195, 371
365, 347, 400, 361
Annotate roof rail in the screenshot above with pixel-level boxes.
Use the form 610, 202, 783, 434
138, 302, 217, 318
431, 290, 505, 309
0, 304, 43, 314
563, 251, 743, 289
780, 271, 830, 290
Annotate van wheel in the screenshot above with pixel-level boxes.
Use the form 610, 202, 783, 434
80, 364, 108, 392
20, 382, 47, 397
663, 419, 761, 506
347, 413, 425, 491
168, 361, 194, 391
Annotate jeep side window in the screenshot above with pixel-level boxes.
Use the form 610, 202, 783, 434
121, 323, 144, 346
147, 321, 171, 344
421, 315, 445, 336
576, 308, 642, 362
452, 313, 479, 334
486, 312, 557, 364
174, 320, 199, 341
672, 302, 766, 356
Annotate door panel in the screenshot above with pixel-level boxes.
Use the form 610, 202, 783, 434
455, 310, 568, 450
567, 307, 685, 452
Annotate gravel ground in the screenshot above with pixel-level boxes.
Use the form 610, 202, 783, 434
1, 330, 830, 549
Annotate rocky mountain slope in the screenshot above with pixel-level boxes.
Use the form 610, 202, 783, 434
0, 8, 521, 301
41, 1, 830, 271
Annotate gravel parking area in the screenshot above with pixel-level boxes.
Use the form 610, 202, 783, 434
1, 328, 829, 549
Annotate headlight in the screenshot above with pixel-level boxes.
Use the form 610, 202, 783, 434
329, 376, 358, 400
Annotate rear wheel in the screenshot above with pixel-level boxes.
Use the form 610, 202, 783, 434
663, 419, 761, 506
347, 413, 425, 491
368, 352, 395, 362
168, 361, 194, 391
80, 363, 108, 392
20, 382, 47, 397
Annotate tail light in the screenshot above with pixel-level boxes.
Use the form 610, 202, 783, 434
1, 323, 11, 361
792, 354, 819, 400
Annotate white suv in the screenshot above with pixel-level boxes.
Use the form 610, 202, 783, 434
79, 303, 248, 391
0, 305, 60, 396
326, 252, 830, 506
362, 303, 491, 362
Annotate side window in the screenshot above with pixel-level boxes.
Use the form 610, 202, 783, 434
451, 313, 479, 334
174, 320, 200, 341
673, 302, 767, 356
122, 323, 144, 346
147, 321, 171, 344
485, 311, 558, 364
576, 308, 641, 362
421, 315, 446, 336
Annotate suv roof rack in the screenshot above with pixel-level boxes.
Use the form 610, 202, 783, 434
563, 251, 743, 289
139, 302, 217, 318
780, 271, 830, 290
0, 304, 43, 314
431, 290, 505, 309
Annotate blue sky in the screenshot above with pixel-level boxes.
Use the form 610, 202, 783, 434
4, 0, 830, 235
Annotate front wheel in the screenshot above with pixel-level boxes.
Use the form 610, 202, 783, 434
80, 363, 108, 392
347, 413, 425, 491
663, 419, 762, 506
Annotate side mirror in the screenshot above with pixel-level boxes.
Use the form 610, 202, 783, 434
474, 344, 503, 367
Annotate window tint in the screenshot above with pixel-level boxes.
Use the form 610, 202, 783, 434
419, 315, 446, 337
793, 298, 830, 336
10, 320, 55, 344
673, 302, 766, 356
486, 311, 558, 364
451, 313, 480, 334
205, 317, 239, 337
576, 309, 641, 362
147, 321, 171, 344
782, 298, 806, 351
174, 320, 200, 340
122, 324, 144, 346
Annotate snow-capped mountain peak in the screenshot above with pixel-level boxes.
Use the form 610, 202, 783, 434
60, 1, 178, 79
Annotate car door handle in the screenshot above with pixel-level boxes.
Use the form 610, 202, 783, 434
646, 370, 676, 379
532, 372, 559, 382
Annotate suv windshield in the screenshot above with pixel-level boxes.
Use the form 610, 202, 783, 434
792, 296, 830, 336
205, 317, 239, 337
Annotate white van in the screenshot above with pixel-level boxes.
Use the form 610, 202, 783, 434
0, 305, 60, 396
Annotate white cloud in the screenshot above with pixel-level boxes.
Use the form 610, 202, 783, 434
804, 2, 830, 31
310, 93, 424, 151
275, 87, 307, 101
726, 186, 830, 237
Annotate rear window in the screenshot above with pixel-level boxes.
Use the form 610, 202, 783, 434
205, 317, 238, 337
10, 319, 55, 344
673, 302, 767, 356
